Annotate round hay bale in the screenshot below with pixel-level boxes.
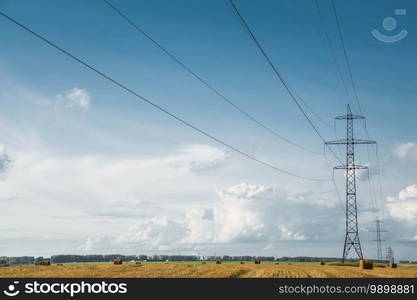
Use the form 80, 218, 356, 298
113, 258, 123, 265
216, 260, 222, 264
254, 259, 261, 264
240, 261, 245, 264
320, 261, 325, 265
359, 259, 373, 270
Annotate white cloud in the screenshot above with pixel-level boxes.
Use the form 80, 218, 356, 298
183, 182, 310, 244
169, 144, 231, 174
79, 218, 189, 253
399, 184, 417, 200
58, 87, 91, 110
279, 227, 305, 240
0, 143, 229, 207
79, 182, 343, 252
3, 72, 417, 259
393, 142, 417, 160
0, 144, 11, 172
387, 184, 417, 223
81, 235, 114, 252
0, 143, 234, 244
384, 184, 417, 242
116, 216, 187, 248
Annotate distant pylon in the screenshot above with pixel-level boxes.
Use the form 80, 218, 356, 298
370, 217, 387, 262
326, 105, 376, 262
386, 246, 394, 264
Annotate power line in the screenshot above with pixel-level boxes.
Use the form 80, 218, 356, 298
328, 2, 389, 252
332, 119, 346, 161
102, 0, 322, 156
0, 11, 330, 182
321, 0, 381, 217
366, 167, 379, 217
374, 143, 391, 246
362, 117, 390, 256
316, 0, 382, 222
225, 0, 349, 212
225, 0, 343, 165
330, 0, 362, 114
361, 119, 389, 256
315, 0, 388, 257
324, 149, 345, 215
330, 0, 389, 256
362, 118, 389, 241
290, 87, 333, 129
314, 0, 355, 110
363, 121, 385, 217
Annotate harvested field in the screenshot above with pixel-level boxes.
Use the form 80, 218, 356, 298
0, 262, 417, 278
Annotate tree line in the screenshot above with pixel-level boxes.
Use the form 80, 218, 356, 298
1, 255, 337, 265
4, 255, 414, 265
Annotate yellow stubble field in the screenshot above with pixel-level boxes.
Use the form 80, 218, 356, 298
1, 262, 417, 278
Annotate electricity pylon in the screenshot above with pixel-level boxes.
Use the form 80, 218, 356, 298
326, 105, 376, 262
370, 217, 387, 262
386, 246, 394, 264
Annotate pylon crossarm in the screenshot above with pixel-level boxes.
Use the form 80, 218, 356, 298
335, 114, 365, 120
325, 139, 376, 145
334, 164, 368, 170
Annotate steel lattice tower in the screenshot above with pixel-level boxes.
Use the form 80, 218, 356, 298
370, 217, 386, 262
386, 246, 394, 264
326, 105, 376, 262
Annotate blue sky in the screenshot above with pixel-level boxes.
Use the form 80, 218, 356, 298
0, 0, 416, 260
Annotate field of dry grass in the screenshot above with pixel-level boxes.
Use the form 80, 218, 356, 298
1, 262, 417, 278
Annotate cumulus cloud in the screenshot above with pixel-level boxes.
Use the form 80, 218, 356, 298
393, 142, 417, 161
0, 143, 228, 208
81, 235, 114, 252
116, 217, 187, 248
80, 182, 343, 252
57, 87, 91, 110
0, 142, 238, 248
182, 182, 310, 244
4, 74, 417, 259
383, 184, 417, 242
186, 183, 274, 243
0, 144, 11, 172
387, 184, 417, 223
